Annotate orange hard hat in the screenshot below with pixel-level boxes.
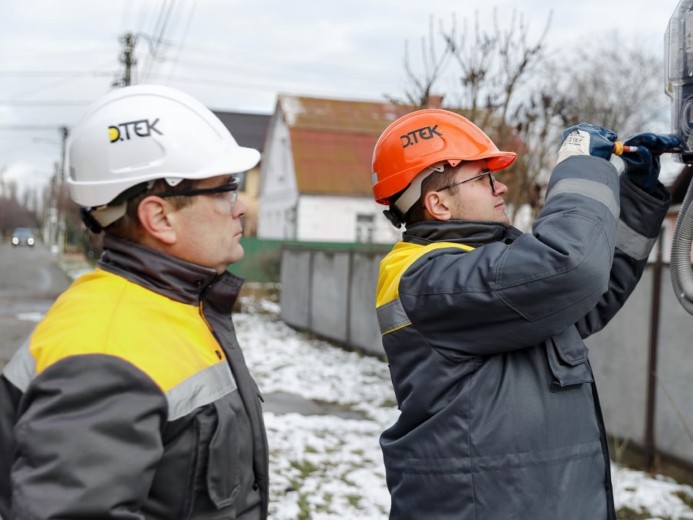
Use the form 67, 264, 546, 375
371, 109, 517, 206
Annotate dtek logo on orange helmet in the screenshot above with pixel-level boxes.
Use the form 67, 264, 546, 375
371, 108, 515, 212
400, 125, 443, 148
109, 118, 163, 143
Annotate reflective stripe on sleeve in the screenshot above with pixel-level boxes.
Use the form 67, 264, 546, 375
377, 298, 411, 335
2, 339, 35, 392
546, 178, 619, 219
616, 220, 657, 261
166, 361, 238, 421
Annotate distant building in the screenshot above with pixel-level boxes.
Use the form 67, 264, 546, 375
257, 94, 428, 244
213, 110, 271, 236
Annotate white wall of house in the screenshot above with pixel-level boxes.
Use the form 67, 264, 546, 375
258, 104, 402, 244
296, 195, 400, 244
257, 112, 299, 239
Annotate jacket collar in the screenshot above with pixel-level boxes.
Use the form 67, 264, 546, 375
98, 235, 243, 313
403, 220, 522, 247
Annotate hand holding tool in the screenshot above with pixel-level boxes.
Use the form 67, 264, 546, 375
616, 133, 683, 195
557, 123, 617, 164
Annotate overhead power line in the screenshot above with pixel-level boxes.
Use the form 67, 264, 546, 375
0, 100, 90, 106
0, 71, 115, 78
141, 0, 181, 81
165, 0, 198, 81
0, 125, 67, 131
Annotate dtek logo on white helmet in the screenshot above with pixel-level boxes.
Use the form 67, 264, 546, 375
109, 118, 163, 143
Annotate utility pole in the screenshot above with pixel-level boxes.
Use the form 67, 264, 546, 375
114, 32, 137, 87
57, 126, 69, 253
46, 126, 70, 254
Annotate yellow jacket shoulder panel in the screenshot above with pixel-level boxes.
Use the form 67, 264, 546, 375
30, 269, 223, 392
376, 241, 474, 308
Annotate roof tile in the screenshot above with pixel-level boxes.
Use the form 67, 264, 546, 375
280, 95, 416, 195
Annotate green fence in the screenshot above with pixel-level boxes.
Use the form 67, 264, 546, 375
227, 237, 391, 283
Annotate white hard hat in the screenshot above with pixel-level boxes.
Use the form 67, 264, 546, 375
67, 84, 260, 213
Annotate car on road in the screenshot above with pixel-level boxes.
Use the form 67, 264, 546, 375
11, 227, 36, 247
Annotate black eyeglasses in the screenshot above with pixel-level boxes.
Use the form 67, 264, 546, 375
436, 170, 496, 194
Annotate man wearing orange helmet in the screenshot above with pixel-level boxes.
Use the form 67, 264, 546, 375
372, 109, 680, 520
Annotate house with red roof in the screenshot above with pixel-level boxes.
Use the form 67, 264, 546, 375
257, 94, 422, 243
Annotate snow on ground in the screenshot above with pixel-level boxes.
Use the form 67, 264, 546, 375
236, 298, 395, 519
236, 298, 693, 520
612, 466, 693, 520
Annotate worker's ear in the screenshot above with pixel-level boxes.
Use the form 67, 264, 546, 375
422, 190, 453, 221
137, 196, 178, 245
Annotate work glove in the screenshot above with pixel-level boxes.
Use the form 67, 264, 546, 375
621, 133, 682, 196
557, 123, 618, 164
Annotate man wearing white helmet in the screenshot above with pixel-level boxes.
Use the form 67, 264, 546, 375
0, 85, 268, 519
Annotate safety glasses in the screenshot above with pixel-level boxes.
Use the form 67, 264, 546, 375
157, 179, 240, 213
436, 170, 496, 195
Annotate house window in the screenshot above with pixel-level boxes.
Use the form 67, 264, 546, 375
356, 214, 375, 243
285, 207, 297, 239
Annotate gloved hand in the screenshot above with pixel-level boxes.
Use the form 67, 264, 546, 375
621, 133, 682, 195
557, 123, 618, 164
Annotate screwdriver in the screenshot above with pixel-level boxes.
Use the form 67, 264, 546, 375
613, 141, 682, 155
612, 142, 637, 155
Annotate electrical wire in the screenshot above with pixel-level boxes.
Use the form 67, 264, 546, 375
0, 100, 91, 106
0, 71, 114, 77
671, 178, 693, 315
141, 0, 180, 81
148, 72, 399, 102
3, 52, 119, 99
153, 37, 399, 77
165, 0, 199, 81
0, 125, 65, 130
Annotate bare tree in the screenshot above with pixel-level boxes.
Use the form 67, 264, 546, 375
388, 9, 552, 222
442, 10, 551, 129
392, 12, 666, 224
511, 34, 668, 221
0, 189, 38, 237
547, 32, 667, 137
440, 9, 552, 223
386, 16, 452, 108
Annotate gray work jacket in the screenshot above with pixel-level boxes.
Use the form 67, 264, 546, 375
375, 156, 670, 520
0, 236, 269, 519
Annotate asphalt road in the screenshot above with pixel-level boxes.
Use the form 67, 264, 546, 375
0, 242, 71, 368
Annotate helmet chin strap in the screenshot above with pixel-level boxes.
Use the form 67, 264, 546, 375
382, 206, 406, 228
383, 163, 446, 228
80, 180, 155, 233
89, 204, 128, 230
81, 204, 127, 233
393, 163, 445, 216
80, 207, 106, 234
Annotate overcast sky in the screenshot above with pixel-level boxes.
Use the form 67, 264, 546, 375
0, 0, 681, 196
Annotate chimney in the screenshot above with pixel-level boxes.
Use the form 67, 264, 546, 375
425, 95, 444, 109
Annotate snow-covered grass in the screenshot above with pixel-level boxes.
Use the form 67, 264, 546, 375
237, 298, 395, 519
236, 298, 693, 520
612, 466, 693, 520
